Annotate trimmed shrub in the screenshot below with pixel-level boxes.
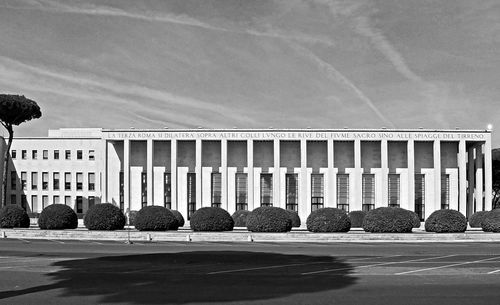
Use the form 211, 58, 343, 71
482, 209, 500, 232
38, 204, 78, 230
348, 210, 366, 228
246, 206, 292, 233
232, 210, 251, 227
469, 211, 490, 228
190, 207, 234, 232
0, 205, 30, 228
169, 209, 185, 227
425, 209, 467, 233
134, 206, 178, 231
307, 208, 351, 233
406, 209, 422, 228
363, 207, 414, 233
84, 203, 126, 230
285, 210, 301, 227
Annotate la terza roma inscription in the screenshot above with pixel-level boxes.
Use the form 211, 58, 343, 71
103, 131, 486, 141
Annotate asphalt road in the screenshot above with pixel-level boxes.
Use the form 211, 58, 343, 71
1, 239, 500, 305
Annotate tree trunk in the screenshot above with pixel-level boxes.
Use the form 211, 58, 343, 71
2, 125, 13, 207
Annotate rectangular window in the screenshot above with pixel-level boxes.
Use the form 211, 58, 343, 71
141, 172, 147, 208
415, 174, 425, 221
54, 150, 59, 160
22, 150, 27, 159
53, 172, 60, 190
65, 150, 71, 160
31, 172, 38, 190
65, 172, 71, 190
42, 195, 48, 209
32, 150, 37, 160
64, 196, 71, 206
21, 172, 27, 190
31, 195, 38, 212
441, 174, 450, 210
187, 173, 196, 220
285, 174, 299, 212
11, 150, 16, 159
260, 173, 273, 206
43, 150, 48, 160
42, 172, 49, 190
311, 174, 324, 211
76, 196, 83, 213
10, 194, 16, 205
76, 172, 83, 190
53, 195, 60, 204
362, 174, 375, 211
10, 171, 16, 190
235, 173, 248, 211
337, 174, 350, 212
88, 173, 95, 191
388, 174, 400, 207
77, 150, 83, 160
89, 196, 95, 209
119, 171, 124, 211
21, 195, 27, 210
164, 173, 171, 209
211, 173, 222, 208
88, 150, 95, 161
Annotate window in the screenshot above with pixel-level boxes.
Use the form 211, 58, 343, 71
141, 172, 147, 208
11, 150, 16, 159
22, 150, 27, 159
65, 150, 71, 160
42, 172, 49, 190
88, 150, 95, 160
187, 173, 196, 219
31, 172, 38, 190
42, 195, 48, 209
164, 173, 171, 209
119, 171, 124, 211
362, 174, 375, 211
211, 173, 222, 208
32, 150, 37, 160
337, 174, 350, 212
260, 174, 273, 206
53, 173, 60, 190
21, 172, 27, 190
88, 173, 95, 191
311, 174, 324, 211
89, 196, 95, 209
65, 172, 71, 190
285, 174, 299, 212
10, 171, 16, 190
415, 174, 425, 221
388, 174, 400, 207
235, 173, 248, 211
441, 174, 450, 210
76, 172, 83, 190
77, 150, 83, 160
10, 194, 16, 205
54, 150, 59, 160
76, 196, 83, 213
43, 150, 48, 160
31, 195, 38, 212
53, 195, 60, 204
64, 196, 71, 206
21, 195, 27, 210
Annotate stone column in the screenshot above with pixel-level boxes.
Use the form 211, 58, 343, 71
467, 146, 475, 217
101, 139, 107, 203
475, 144, 484, 212
146, 139, 153, 206
170, 140, 177, 210
247, 140, 254, 211
300, 139, 308, 219
352, 139, 362, 211
433, 140, 441, 212
381, 140, 389, 207
196, 139, 202, 210
458, 140, 467, 215
484, 136, 493, 211
273, 139, 280, 207
407, 140, 415, 211
124, 139, 130, 213
221, 139, 228, 211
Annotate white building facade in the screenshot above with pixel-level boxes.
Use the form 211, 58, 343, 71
0, 128, 493, 222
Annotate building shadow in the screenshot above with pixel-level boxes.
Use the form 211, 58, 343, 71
0, 250, 356, 304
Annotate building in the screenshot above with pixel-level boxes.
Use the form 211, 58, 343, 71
0, 128, 493, 222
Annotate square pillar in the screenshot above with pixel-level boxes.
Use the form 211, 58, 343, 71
221, 139, 228, 211
433, 140, 441, 212
300, 140, 308, 219
458, 140, 467, 215
170, 140, 177, 210
101, 139, 107, 203
381, 140, 389, 206
201, 167, 212, 207
273, 139, 280, 206
123, 139, 130, 212
353, 139, 362, 211
407, 140, 415, 211
467, 146, 475, 217
146, 139, 153, 206
247, 140, 254, 211
485, 137, 493, 211
475, 144, 484, 212
195, 139, 202, 211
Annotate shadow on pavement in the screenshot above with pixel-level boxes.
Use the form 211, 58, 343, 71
0, 251, 356, 304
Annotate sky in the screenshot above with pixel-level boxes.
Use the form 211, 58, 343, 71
0, 0, 499, 146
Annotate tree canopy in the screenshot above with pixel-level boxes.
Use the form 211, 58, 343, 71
0, 94, 41, 126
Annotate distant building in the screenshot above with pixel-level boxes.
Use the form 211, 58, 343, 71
0, 128, 493, 221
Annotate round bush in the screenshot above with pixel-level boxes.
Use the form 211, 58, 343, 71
348, 210, 366, 228
307, 208, 351, 232
363, 207, 414, 233
469, 211, 490, 228
482, 209, 500, 232
246, 206, 292, 232
425, 209, 467, 233
190, 207, 234, 232
84, 203, 126, 230
38, 204, 77, 230
0, 205, 30, 228
169, 209, 185, 228
285, 210, 301, 227
406, 209, 422, 228
134, 206, 178, 231
232, 210, 251, 227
